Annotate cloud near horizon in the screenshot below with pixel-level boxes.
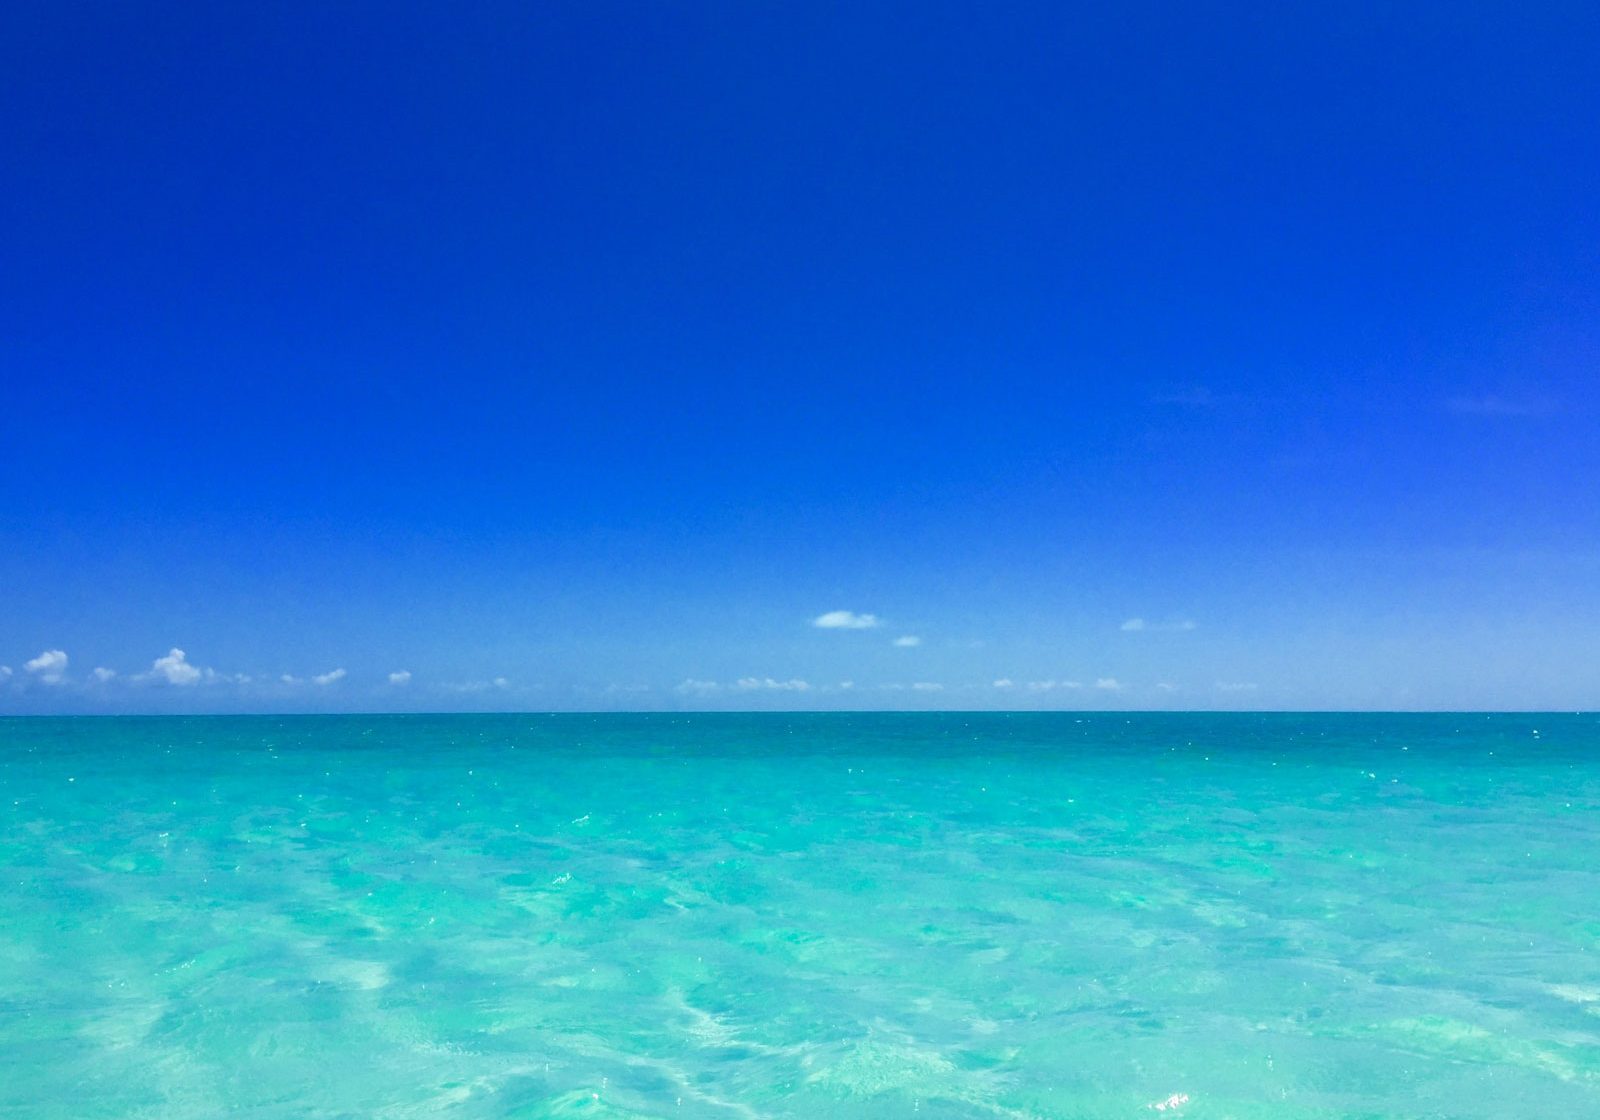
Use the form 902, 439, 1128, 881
1120, 618, 1197, 633
735, 677, 812, 692
813, 610, 881, 630
388, 670, 412, 685
148, 648, 203, 685
25, 649, 69, 684
892, 635, 921, 647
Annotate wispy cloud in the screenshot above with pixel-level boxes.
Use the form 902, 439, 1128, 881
910, 681, 943, 692
1215, 680, 1258, 692
1027, 679, 1082, 692
91, 667, 117, 682
25, 649, 68, 684
1120, 618, 1196, 633
892, 635, 921, 647
992, 679, 1014, 689
388, 670, 412, 685
443, 677, 510, 694
813, 610, 881, 630
1094, 677, 1123, 691
1445, 393, 1557, 418
675, 678, 721, 696
734, 677, 811, 692
313, 668, 347, 686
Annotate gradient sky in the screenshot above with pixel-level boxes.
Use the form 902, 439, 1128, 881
3, 2, 1598, 713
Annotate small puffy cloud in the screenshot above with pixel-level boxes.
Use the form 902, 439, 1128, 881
892, 635, 921, 647
493, 677, 509, 689
813, 610, 881, 630
0, 665, 11, 679
150, 649, 203, 686
91, 667, 117, 682
1094, 677, 1123, 691
25, 649, 68, 684
1216, 680, 1258, 692
1156, 682, 1176, 692
992, 679, 1015, 689
675, 678, 721, 696
388, 670, 412, 685
838, 680, 855, 690
911, 681, 943, 692
313, 668, 347, 686
280, 674, 301, 685
1027, 680, 1082, 692
735, 677, 811, 692
1120, 618, 1147, 632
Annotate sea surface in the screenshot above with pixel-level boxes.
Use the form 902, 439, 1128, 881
3, 712, 1598, 1118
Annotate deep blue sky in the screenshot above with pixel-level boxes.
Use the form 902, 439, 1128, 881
3, 2, 1597, 712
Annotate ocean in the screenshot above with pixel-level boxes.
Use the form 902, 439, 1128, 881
3, 712, 1597, 1118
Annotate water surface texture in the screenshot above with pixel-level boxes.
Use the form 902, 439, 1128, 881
4, 713, 1598, 1118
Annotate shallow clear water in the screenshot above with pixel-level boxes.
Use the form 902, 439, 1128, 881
3, 713, 1598, 1118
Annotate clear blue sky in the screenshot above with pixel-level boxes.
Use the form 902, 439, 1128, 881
3, 2, 1597, 712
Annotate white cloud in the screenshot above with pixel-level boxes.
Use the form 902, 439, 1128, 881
313, 668, 347, 686
892, 635, 921, 647
992, 679, 1015, 689
1216, 681, 1258, 692
812, 610, 881, 630
388, 670, 412, 685
1121, 618, 1196, 633
441, 678, 510, 694
734, 677, 812, 692
1094, 678, 1123, 691
0, 666, 11, 679
1156, 682, 1176, 692
675, 678, 721, 695
148, 649, 203, 685
838, 680, 855, 690
280, 674, 301, 685
25, 649, 68, 684
1026, 680, 1082, 692
911, 681, 943, 692
91, 667, 117, 682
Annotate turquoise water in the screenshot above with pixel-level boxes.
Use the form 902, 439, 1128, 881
3, 713, 1599, 1118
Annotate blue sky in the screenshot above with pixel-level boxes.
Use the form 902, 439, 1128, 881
3, 2, 1598, 712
